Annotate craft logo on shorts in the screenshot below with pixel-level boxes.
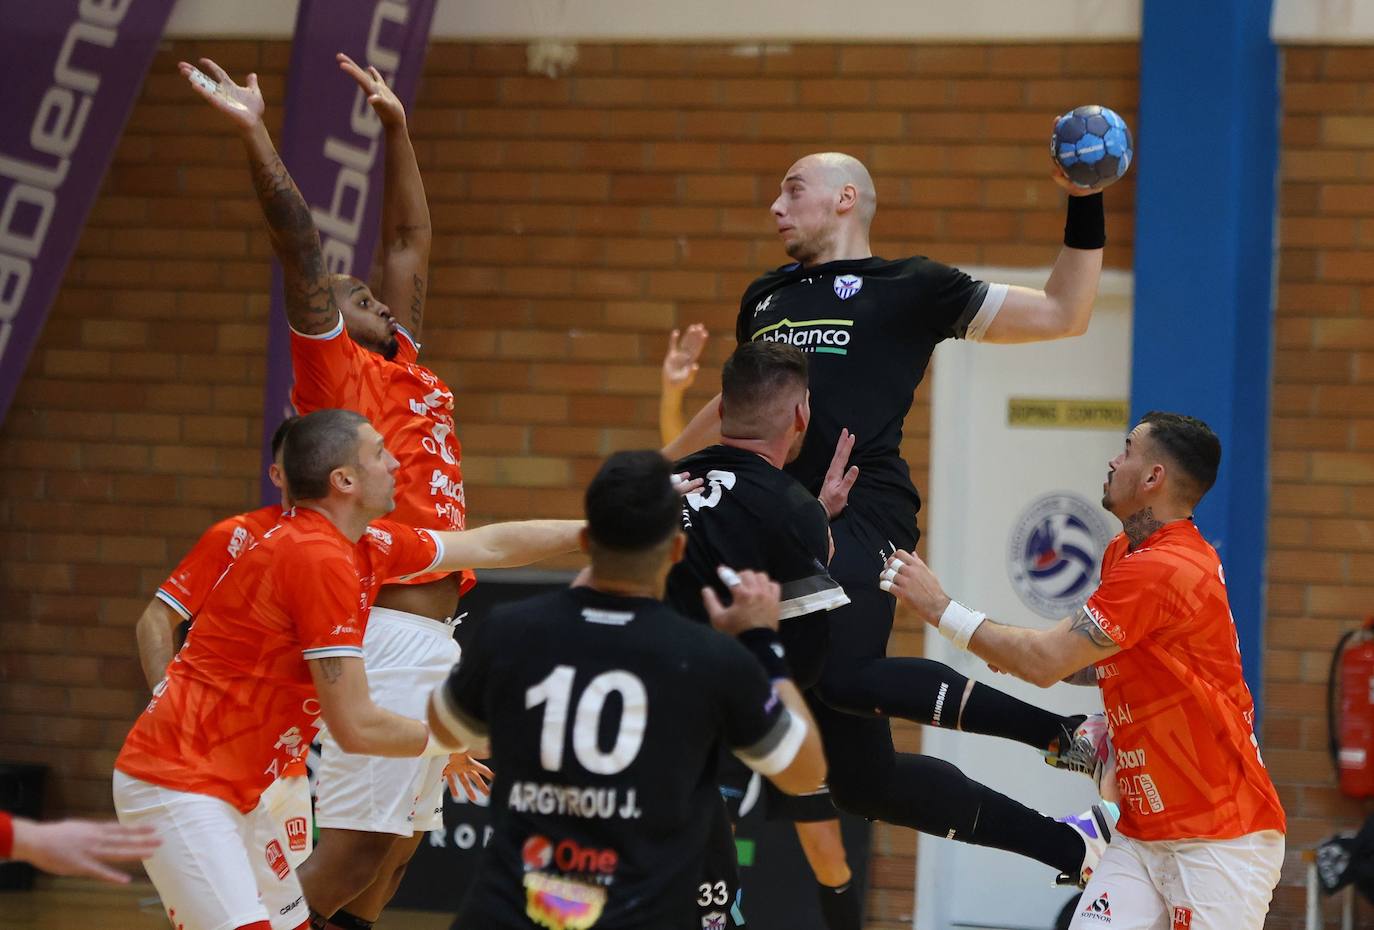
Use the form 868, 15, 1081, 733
264, 839, 290, 881
1171, 906, 1192, 930
1080, 891, 1112, 922
285, 816, 309, 852
1007, 492, 1113, 619
523, 871, 606, 930
832, 274, 863, 299
751, 318, 854, 356
703, 912, 727, 930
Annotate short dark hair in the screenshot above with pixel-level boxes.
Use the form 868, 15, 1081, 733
721, 342, 808, 429
283, 409, 369, 501
270, 415, 301, 459
1139, 411, 1221, 503
584, 451, 680, 551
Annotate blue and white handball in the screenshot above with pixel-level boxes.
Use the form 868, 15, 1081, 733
1051, 105, 1133, 192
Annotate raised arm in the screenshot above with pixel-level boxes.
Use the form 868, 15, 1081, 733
659, 324, 709, 445
337, 53, 432, 337
429, 519, 585, 573
980, 176, 1105, 344
178, 59, 338, 336
662, 392, 723, 460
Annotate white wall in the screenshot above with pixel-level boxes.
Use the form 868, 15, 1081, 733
166, 0, 1141, 40
1273, 0, 1374, 44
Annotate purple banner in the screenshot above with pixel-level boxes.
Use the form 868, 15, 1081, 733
260, 0, 438, 502
0, 0, 176, 426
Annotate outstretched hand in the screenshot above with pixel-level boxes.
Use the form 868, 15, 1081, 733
177, 58, 263, 133
662, 324, 709, 392
878, 550, 951, 624
818, 429, 858, 519
444, 752, 494, 803
337, 52, 406, 128
11, 818, 160, 884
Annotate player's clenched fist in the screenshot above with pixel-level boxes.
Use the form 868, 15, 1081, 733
878, 550, 952, 625
702, 566, 782, 636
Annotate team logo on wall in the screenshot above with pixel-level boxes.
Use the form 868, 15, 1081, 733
1007, 492, 1113, 619
832, 274, 863, 299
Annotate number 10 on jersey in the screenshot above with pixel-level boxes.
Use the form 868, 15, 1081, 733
526, 666, 648, 775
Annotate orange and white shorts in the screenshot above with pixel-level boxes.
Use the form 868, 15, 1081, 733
113, 770, 311, 930
1069, 829, 1284, 930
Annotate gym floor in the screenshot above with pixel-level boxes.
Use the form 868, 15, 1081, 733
2, 880, 451, 930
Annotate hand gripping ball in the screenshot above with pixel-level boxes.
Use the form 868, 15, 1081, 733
1051, 105, 1133, 192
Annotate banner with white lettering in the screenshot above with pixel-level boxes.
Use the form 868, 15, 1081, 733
259, 0, 437, 497
0, 0, 176, 425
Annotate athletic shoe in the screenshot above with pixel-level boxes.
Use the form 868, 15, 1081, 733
1054, 801, 1119, 888
1045, 713, 1110, 785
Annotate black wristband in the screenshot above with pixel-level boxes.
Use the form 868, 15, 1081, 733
737, 628, 791, 681
1063, 192, 1106, 250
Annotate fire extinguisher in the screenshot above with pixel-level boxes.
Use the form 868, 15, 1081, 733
1329, 616, 1374, 797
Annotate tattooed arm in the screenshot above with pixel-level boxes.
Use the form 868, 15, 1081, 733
882, 548, 1120, 687
308, 655, 429, 757
338, 53, 432, 338
178, 58, 339, 336
1062, 666, 1100, 686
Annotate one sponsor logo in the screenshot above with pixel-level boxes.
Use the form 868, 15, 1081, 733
931, 681, 949, 727
523, 871, 606, 930
265, 839, 290, 881
364, 525, 394, 549
508, 781, 643, 820
580, 607, 635, 626
1171, 906, 1192, 930
279, 895, 304, 916
832, 274, 863, 299
751, 317, 854, 356
330, 624, 359, 636
753, 293, 774, 318
522, 834, 619, 879
685, 469, 736, 511
1116, 747, 1146, 770
1140, 773, 1165, 813
703, 913, 727, 930
1095, 662, 1118, 681
284, 816, 309, 853
274, 727, 304, 755
1106, 704, 1133, 727
1006, 492, 1114, 619
227, 525, 252, 559
429, 467, 464, 502
1080, 891, 1112, 922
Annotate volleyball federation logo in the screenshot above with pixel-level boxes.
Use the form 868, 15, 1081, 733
1007, 492, 1113, 619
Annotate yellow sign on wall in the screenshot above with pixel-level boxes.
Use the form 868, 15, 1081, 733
1007, 398, 1129, 430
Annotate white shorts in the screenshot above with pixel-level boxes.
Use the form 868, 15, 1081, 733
113, 771, 309, 930
314, 607, 461, 836
1069, 829, 1285, 930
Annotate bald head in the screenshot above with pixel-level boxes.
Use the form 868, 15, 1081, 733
791, 152, 877, 227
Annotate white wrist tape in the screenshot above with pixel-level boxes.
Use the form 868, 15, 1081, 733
938, 600, 986, 650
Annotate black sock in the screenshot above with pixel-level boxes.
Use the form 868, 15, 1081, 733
816, 879, 861, 930
958, 681, 1080, 752
327, 910, 374, 930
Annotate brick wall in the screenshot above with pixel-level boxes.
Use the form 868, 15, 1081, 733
1266, 45, 1374, 930
0, 39, 1138, 927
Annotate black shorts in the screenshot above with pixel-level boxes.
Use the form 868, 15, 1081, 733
718, 690, 839, 825
824, 495, 919, 666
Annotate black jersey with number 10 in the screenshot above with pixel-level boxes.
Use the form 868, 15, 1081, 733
736, 255, 989, 513
435, 586, 807, 930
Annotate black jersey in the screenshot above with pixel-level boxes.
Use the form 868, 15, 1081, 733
665, 444, 847, 625
736, 256, 988, 513
434, 586, 806, 930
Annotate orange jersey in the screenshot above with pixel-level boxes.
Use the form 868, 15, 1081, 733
155, 505, 284, 621
290, 316, 472, 591
1085, 521, 1285, 841
116, 509, 442, 812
